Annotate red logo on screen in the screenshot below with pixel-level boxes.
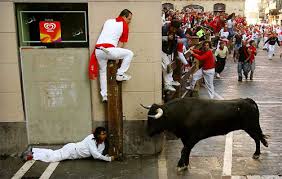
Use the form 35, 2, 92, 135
43, 23, 56, 32
39, 21, 62, 43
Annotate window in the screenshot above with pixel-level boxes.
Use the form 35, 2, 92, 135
16, 3, 88, 48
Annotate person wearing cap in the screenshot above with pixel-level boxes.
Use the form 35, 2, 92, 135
21, 127, 115, 163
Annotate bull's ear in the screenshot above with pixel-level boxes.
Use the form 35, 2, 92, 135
140, 104, 151, 109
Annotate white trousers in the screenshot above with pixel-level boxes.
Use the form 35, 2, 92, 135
96, 47, 134, 98
32, 143, 78, 163
268, 44, 275, 59
162, 52, 174, 85
190, 68, 215, 99
263, 37, 269, 49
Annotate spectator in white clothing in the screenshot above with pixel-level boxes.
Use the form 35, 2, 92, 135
215, 41, 229, 78
21, 127, 115, 163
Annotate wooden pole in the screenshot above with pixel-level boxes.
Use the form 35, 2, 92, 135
107, 60, 123, 158
190, 36, 201, 97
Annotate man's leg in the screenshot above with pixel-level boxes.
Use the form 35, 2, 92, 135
250, 61, 256, 80
237, 62, 243, 81
106, 47, 134, 76
268, 45, 275, 59
203, 68, 215, 99
96, 49, 108, 100
162, 52, 175, 91
32, 148, 63, 162
188, 68, 203, 89
33, 143, 76, 163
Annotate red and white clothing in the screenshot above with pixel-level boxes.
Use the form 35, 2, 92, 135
93, 16, 134, 98
177, 43, 188, 65
192, 49, 215, 70
189, 49, 215, 99
248, 45, 256, 64
96, 17, 128, 47
32, 134, 111, 163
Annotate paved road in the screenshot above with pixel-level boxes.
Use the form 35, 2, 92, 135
1, 48, 282, 179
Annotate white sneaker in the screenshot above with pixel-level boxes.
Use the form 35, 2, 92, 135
102, 96, 108, 103
170, 81, 180, 86
216, 73, 221, 78
164, 84, 176, 92
185, 86, 192, 90
116, 73, 131, 81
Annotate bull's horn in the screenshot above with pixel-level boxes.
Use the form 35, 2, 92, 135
140, 104, 151, 109
148, 108, 163, 119
155, 108, 164, 119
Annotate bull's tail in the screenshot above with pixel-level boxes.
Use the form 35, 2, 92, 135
260, 134, 269, 147
245, 98, 260, 124
245, 98, 269, 147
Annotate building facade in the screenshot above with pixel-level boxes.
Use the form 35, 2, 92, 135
260, 0, 282, 25
162, 0, 246, 16
0, 0, 163, 155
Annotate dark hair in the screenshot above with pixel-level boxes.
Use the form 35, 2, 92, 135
171, 20, 181, 29
249, 40, 255, 45
203, 40, 212, 48
93, 126, 106, 139
119, 9, 132, 18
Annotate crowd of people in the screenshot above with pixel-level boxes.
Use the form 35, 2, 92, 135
161, 7, 282, 98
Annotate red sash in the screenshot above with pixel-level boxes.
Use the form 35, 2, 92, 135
88, 43, 115, 80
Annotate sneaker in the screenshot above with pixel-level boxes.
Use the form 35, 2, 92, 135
215, 73, 221, 79
21, 149, 33, 161
268, 58, 272, 60
185, 86, 192, 90
116, 73, 131, 81
164, 84, 176, 92
170, 81, 180, 86
23, 152, 33, 161
102, 96, 108, 103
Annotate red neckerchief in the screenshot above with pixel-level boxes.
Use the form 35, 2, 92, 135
116, 16, 129, 42
116, 16, 128, 30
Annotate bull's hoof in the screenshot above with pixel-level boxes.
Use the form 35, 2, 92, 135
262, 140, 269, 147
252, 154, 260, 159
177, 165, 188, 172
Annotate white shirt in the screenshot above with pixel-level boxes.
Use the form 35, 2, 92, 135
220, 29, 229, 39
251, 32, 258, 40
227, 19, 234, 28
215, 46, 228, 58
96, 19, 124, 47
74, 134, 111, 161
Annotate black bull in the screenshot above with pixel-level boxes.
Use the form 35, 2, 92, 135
142, 98, 268, 171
